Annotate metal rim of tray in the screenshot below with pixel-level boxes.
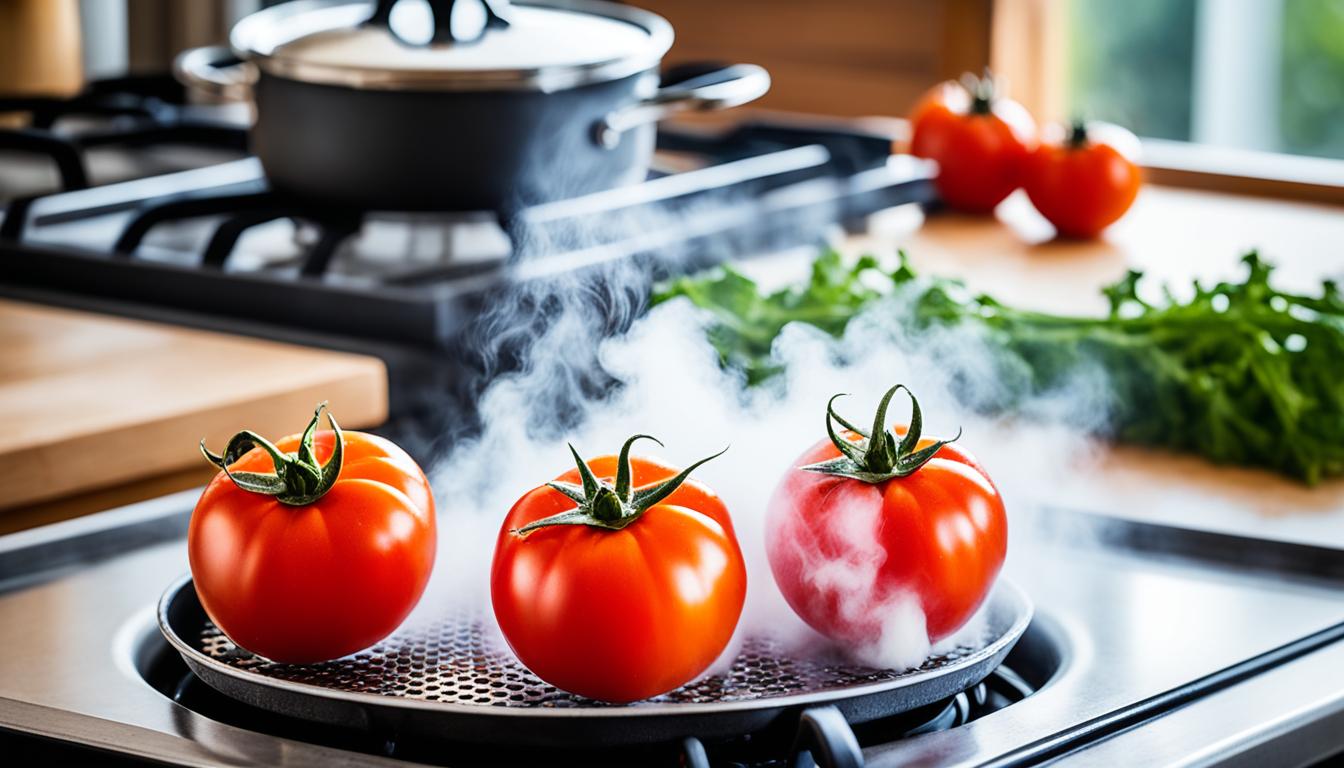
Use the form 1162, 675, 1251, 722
158, 574, 1032, 744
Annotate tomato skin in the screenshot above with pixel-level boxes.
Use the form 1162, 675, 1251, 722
491, 455, 746, 703
189, 430, 436, 663
765, 432, 1005, 647
909, 80, 1036, 213
1023, 122, 1142, 238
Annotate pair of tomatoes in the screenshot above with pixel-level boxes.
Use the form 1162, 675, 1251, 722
490, 386, 1005, 702
192, 409, 747, 702
909, 72, 1142, 238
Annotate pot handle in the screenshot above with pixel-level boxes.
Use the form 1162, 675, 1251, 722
173, 45, 256, 100
592, 63, 770, 149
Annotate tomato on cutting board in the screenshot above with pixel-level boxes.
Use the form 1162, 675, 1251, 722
491, 437, 745, 703
766, 385, 1006, 650
190, 404, 436, 664
908, 72, 1036, 214
1023, 120, 1142, 238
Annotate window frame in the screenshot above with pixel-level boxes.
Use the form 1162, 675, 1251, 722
989, 0, 1344, 204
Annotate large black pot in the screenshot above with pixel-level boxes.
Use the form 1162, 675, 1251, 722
175, 0, 769, 213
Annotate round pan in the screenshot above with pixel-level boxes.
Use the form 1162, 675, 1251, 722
158, 575, 1031, 747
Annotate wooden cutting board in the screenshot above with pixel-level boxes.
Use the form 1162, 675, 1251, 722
0, 300, 388, 511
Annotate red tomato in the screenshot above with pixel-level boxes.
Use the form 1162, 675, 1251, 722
190, 405, 436, 663
491, 438, 745, 702
766, 386, 1006, 649
1023, 120, 1142, 238
908, 73, 1036, 214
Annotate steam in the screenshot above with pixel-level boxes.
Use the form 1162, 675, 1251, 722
424, 244, 1108, 670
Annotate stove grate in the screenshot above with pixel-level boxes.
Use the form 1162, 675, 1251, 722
0, 75, 247, 194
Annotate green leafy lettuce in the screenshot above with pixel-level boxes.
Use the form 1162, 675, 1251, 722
653, 249, 1344, 483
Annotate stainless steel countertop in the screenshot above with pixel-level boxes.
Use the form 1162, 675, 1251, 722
866, 542, 1344, 767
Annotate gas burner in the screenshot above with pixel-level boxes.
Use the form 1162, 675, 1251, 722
0, 75, 248, 195
136, 618, 1048, 767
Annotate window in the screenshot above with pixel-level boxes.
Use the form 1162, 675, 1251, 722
1068, 0, 1344, 160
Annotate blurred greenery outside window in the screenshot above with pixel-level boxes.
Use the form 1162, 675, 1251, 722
1068, 0, 1344, 160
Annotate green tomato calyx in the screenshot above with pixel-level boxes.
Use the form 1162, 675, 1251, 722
800, 384, 960, 484
961, 68, 998, 115
514, 435, 726, 535
200, 402, 344, 506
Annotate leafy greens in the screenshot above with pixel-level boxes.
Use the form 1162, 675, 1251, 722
653, 249, 1344, 483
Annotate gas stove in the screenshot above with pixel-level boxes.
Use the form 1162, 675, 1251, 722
5, 77, 1344, 767
2, 495, 1342, 766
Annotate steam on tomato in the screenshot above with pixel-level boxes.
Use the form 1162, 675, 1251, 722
491, 437, 745, 703
1023, 120, 1142, 238
766, 386, 1006, 650
908, 72, 1036, 214
189, 404, 436, 663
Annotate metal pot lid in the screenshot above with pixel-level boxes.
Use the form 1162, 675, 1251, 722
230, 0, 673, 92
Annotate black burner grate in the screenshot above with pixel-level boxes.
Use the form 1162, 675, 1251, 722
0, 75, 247, 193
0, 122, 935, 356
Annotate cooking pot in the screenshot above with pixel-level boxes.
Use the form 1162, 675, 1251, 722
174, 0, 770, 213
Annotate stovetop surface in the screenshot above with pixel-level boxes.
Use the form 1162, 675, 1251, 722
1, 495, 1342, 767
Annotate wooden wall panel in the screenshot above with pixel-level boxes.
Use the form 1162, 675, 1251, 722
989, 0, 1065, 122
631, 0, 993, 117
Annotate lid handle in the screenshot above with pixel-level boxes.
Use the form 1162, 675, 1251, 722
367, 0, 512, 45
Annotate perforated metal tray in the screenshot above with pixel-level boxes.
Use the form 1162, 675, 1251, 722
159, 575, 1031, 746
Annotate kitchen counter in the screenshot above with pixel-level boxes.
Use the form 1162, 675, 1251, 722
0, 300, 388, 530
859, 184, 1344, 549
7, 181, 1343, 546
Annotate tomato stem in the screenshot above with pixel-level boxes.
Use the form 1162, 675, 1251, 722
515, 437, 727, 535
800, 385, 960, 483
1067, 119, 1090, 149
961, 68, 997, 115
199, 402, 345, 506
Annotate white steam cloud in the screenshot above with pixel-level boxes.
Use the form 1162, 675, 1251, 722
422, 245, 1107, 671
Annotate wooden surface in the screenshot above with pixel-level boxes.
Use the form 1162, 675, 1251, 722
989, 0, 1066, 122
0, 465, 215, 536
631, 0, 991, 118
852, 184, 1344, 548
0, 300, 388, 513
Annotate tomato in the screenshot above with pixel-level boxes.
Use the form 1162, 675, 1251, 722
765, 385, 1006, 651
491, 437, 745, 703
190, 404, 436, 663
1023, 120, 1142, 238
908, 72, 1036, 213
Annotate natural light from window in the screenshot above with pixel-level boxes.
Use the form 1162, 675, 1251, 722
1068, 0, 1344, 160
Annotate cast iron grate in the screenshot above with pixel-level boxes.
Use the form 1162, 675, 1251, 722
200, 613, 984, 708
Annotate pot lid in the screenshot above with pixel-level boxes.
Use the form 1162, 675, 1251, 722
230, 0, 672, 92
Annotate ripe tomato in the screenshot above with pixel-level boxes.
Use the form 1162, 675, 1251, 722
908, 72, 1036, 213
491, 437, 745, 703
766, 386, 1006, 652
1023, 120, 1142, 238
190, 404, 436, 663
